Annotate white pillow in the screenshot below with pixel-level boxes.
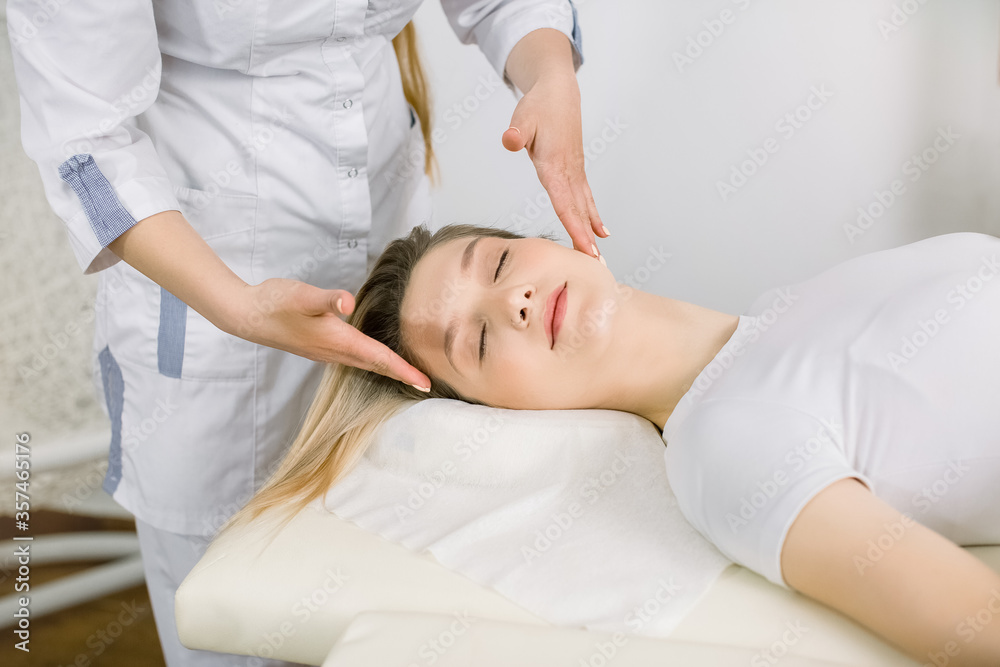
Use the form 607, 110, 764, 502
321, 397, 733, 638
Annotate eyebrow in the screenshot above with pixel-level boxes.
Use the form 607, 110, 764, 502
444, 237, 483, 378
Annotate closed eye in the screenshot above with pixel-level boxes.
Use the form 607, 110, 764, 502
480, 246, 510, 363
494, 248, 508, 281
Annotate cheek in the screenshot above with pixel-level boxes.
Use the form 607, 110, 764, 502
489, 357, 527, 387
487, 357, 559, 406
567, 286, 617, 348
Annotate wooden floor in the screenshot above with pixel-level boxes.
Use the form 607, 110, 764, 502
1, 511, 166, 667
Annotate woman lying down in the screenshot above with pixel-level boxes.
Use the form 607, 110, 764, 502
221, 223, 1000, 665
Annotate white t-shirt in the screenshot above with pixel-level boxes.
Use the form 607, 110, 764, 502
662, 232, 1000, 588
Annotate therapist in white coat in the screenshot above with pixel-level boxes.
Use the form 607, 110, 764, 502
8, 0, 606, 664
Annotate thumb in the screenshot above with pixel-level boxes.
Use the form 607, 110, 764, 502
302, 287, 355, 316
502, 119, 534, 152
332, 290, 355, 316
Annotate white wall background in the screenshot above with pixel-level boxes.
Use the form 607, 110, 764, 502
1, 1, 998, 492
414, 0, 1000, 313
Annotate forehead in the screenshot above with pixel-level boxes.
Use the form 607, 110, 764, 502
407, 235, 476, 317
402, 236, 485, 368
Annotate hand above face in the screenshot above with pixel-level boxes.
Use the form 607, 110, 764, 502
501, 72, 609, 267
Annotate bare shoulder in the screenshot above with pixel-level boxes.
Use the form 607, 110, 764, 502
781, 477, 1000, 665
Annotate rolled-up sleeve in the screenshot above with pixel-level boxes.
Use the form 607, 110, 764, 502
7, 0, 180, 275
440, 0, 584, 95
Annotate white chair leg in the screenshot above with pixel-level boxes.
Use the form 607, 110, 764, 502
0, 532, 145, 628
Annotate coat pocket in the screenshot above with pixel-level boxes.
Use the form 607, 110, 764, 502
169, 186, 259, 380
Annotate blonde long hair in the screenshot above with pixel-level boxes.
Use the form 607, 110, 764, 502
217, 224, 559, 539
393, 21, 440, 186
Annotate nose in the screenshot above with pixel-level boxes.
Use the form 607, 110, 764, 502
498, 283, 535, 330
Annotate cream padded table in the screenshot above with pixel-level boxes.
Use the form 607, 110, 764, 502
175, 498, 1000, 666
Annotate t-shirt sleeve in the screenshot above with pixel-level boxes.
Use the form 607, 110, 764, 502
663, 397, 873, 589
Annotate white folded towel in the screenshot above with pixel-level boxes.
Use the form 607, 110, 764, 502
321, 398, 732, 638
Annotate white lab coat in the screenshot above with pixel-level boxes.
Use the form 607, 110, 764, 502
7, 0, 583, 536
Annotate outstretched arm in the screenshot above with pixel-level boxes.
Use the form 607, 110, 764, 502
781, 477, 1000, 666
438, 1, 606, 260
500, 27, 607, 262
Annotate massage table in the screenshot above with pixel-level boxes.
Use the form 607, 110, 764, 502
175, 492, 1000, 666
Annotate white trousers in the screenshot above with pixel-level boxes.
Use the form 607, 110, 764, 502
134, 517, 311, 667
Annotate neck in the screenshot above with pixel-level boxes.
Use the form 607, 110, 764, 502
597, 286, 740, 433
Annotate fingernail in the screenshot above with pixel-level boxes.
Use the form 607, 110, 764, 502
509, 126, 521, 138
336, 297, 343, 312
598, 254, 607, 267
590, 243, 599, 258
410, 383, 431, 392
601, 224, 610, 237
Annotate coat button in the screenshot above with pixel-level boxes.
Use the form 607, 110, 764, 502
343, 99, 353, 109
336, 36, 346, 42
347, 167, 358, 178
347, 239, 358, 248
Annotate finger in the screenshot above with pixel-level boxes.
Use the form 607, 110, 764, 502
547, 176, 598, 259
333, 323, 431, 391
581, 181, 608, 238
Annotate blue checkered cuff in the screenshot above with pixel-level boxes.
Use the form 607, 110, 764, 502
58, 154, 138, 247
